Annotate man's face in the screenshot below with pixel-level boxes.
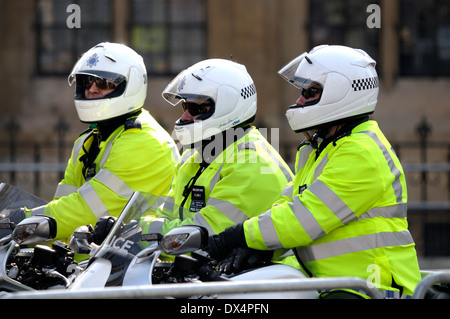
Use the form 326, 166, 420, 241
296, 84, 323, 106
83, 75, 117, 99
179, 98, 212, 123
85, 82, 115, 99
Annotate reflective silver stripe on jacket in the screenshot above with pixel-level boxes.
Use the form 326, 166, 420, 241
206, 197, 249, 224
54, 184, 78, 198
30, 205, 46, 216
54, 133, 90, 198
81, 168, 134, 217
259, 199, 410, 251
289, 196, 326, 241
161, 196, 175, 214
259, 130, 408, 261
154, 136, 292, 235
237, 140, 292, 182
78, 182, 110, 219
359, 203, 407, 220
296, 144, 314, 173
209, 163, 224, 192
359, 131, 404, 203
99, 131, 121, 168
280, 183, 294, 198
54, 130, 121, 199
95, 168, 134, 198
296, 230, 415, 263
201, 140, 291, 234
252, 141, 293, 182
72, 133, 90, 166
296, 146, 327, 180
193, 213, 215, 234
147, 218, 167, 234
314, 154, 328, 179
54, 129, 132, 219
180, 149, 196, 166
53, 169, 134, 219
308, 179, 359, 224
257, 212, 279, 249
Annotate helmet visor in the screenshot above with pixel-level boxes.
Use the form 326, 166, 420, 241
68, 70, 126, 88
278, 53, 325, 91
279, 55, 324, 107
278, 53, 307, 87
162, 70, 216, 107
69, 71, 126, 100
161, 70, 188, 106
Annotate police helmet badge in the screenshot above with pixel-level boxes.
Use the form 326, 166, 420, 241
178, 76, 186, 92
86, 53, 99, 68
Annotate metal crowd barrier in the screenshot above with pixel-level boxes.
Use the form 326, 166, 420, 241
0, 277, 383, 299
0, 162, 66, 172
413, 270, 450, 299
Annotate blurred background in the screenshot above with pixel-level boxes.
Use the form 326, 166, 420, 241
0, 0, 449, 269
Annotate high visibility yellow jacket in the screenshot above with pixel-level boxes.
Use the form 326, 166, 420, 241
29, 109, 179, 241
243, 120, 421, 297
147, 127, 293, 235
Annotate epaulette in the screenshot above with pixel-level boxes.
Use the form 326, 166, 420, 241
124, 117, 142, 130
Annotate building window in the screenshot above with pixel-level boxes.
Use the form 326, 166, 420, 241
36, 0, 113, 75
308, 0, 380, 66
424, 222, 450, 256
130, 0, 206, 76
399, 0, 450, 76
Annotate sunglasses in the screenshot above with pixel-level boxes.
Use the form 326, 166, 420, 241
301, 86, 323, 99
83, 75, 119, 90
182, 100, 212, 116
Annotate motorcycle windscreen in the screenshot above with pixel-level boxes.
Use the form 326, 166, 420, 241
92, 192, 190, 287
0, 183, 47, 218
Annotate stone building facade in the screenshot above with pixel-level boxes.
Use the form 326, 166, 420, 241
1, 0, 449, 261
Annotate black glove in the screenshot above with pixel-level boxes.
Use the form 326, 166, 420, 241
206, 223, 247, 261
93, 216, 117, 245
218, 247, 273, 274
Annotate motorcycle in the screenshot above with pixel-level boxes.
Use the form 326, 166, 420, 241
0, 184, 449, 299
67, 191, 319, 298
0, 183, 79, 292
0, 187, 317, 298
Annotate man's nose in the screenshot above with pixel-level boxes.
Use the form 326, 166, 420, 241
180, 109, 195, 122
88, 82, 100, 92
296, 95, 305, 106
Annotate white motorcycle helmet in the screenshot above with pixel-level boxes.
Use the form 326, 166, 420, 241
68, 42, 147, 123
162, 59, 257, 147
278, 45, 379, 133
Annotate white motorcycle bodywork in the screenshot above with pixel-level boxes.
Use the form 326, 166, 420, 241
68, 192, 318, 298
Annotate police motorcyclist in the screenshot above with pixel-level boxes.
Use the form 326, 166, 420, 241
9, 42, 179, 242
205, 45, 421, 299
143, 58, 293, 240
